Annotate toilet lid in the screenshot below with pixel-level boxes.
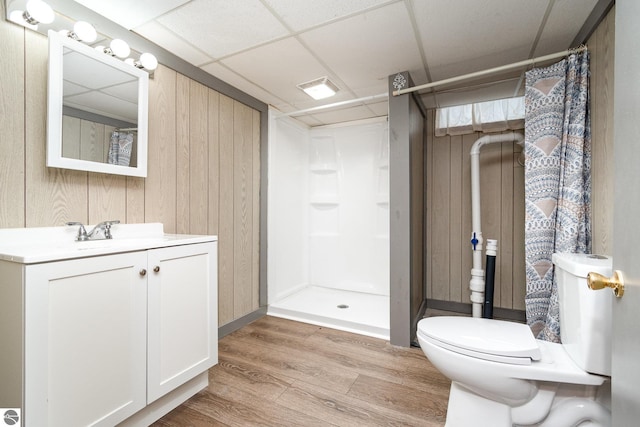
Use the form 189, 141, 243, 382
418, 317, 541, 365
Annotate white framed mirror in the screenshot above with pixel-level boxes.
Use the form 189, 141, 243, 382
46, 30, 148, 177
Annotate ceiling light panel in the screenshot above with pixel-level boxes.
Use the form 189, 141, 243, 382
297, 77, 339, 100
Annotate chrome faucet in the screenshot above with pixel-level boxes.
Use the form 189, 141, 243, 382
66, 220, 120, 241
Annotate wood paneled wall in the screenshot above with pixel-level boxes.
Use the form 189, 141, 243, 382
425, 116, 526, 310
424, 6, 615, 311
0, 8, 261, 327
589, 7, 615, 256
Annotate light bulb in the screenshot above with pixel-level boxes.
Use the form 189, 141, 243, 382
109, 39, 130, 59
73, 21, 97, 43
94, 45, 107, 54
139, 53, 158, 71
124, 58, 135, 66
24, 0, 54, 25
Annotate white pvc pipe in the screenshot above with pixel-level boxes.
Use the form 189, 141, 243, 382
469, 132, 524, 317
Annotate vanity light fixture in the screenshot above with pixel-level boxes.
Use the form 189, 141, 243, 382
125, 52, 158, 72
297, 76, 339, 100
109, 39, 131, 59
7, 0, 54, 28
6, 0, 158, 75
69, 20, 97, 43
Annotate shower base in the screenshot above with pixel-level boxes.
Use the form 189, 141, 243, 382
268, 285, 390, 340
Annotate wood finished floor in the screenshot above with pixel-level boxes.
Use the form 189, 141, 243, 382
152, 315, 450, 426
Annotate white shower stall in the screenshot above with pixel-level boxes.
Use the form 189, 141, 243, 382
268, 112, 390, 339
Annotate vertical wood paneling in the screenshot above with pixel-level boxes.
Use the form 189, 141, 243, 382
62, 116, 81, 159
176, 74, 190, 234
80, 121, 105, 162
88, 174, 127, 223
449, 134, 463, 303
252, 110, 261, 308
513, 152, 526, 311
145, 65, 177, 233
218, 95, 235, 325
499, 141, 515, 308
589, 8, 615, 256
208, 90, 220, 236
431, 132, 451, 300
425, 111, 434, 300
24, 31, 88, 227
0, 13, 25, 228
189, 80, 209, 234
126, 177, 145, 224
233, 101, 254, 318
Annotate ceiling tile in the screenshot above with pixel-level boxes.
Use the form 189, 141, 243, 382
201, 62, 288, 107
156, 0, 290, 58
134, 21, 213, 66
533, 0, 599, 56
73, 0, 191, 29
263, 0, 394, 31
220, 37, 346, 109
414, 0, 549, 81
299, 2, 424, 95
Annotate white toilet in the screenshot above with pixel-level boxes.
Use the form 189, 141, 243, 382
417, 253, 613, 427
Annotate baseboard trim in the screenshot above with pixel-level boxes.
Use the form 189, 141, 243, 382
218, 307, 268, 338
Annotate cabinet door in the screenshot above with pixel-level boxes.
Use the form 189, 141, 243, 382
24, 252, 147, 427
147, 242, 218, 403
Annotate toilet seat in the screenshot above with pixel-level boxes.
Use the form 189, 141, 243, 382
417, 317, 541, 366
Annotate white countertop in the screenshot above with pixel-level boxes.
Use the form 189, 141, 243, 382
0, 223, 217, 264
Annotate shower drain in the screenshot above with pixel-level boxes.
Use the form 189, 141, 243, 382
337, 304, 349, 309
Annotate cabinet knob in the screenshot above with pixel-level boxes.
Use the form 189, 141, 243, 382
153, 266, 160, 273
139, 269, 147, 277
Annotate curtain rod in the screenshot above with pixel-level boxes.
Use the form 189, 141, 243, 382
282, 93, 388, 117
393, 45, 587, 97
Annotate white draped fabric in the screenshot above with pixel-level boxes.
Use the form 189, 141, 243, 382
435, 97, 525, 136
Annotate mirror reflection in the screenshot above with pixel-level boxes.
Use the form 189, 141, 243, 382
47, 30, 148, 177
62, 46, 138, 167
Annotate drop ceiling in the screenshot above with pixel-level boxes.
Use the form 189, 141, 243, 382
72, 0, 604, 126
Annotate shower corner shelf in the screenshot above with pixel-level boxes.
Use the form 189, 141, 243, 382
310, 196, 339, 206
376, 194, 389, 204
310, 163, 338, 173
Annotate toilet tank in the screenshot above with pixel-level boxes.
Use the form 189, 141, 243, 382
552, 253, 613, 376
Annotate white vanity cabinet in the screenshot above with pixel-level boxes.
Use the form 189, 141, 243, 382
24, 252, 148, 427
0, 225, 217, 427
146, 243, 218, 403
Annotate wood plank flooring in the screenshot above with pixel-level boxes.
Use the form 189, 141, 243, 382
152, 315, 450, 426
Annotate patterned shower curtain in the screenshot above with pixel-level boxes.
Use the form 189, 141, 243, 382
108, 131, 134, 166
524, 51, 591, 342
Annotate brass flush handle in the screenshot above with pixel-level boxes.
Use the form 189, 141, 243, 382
587, 270, 624, 298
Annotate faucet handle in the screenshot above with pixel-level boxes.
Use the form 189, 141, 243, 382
66, 221, 88, 241
97, 220, 120, 239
